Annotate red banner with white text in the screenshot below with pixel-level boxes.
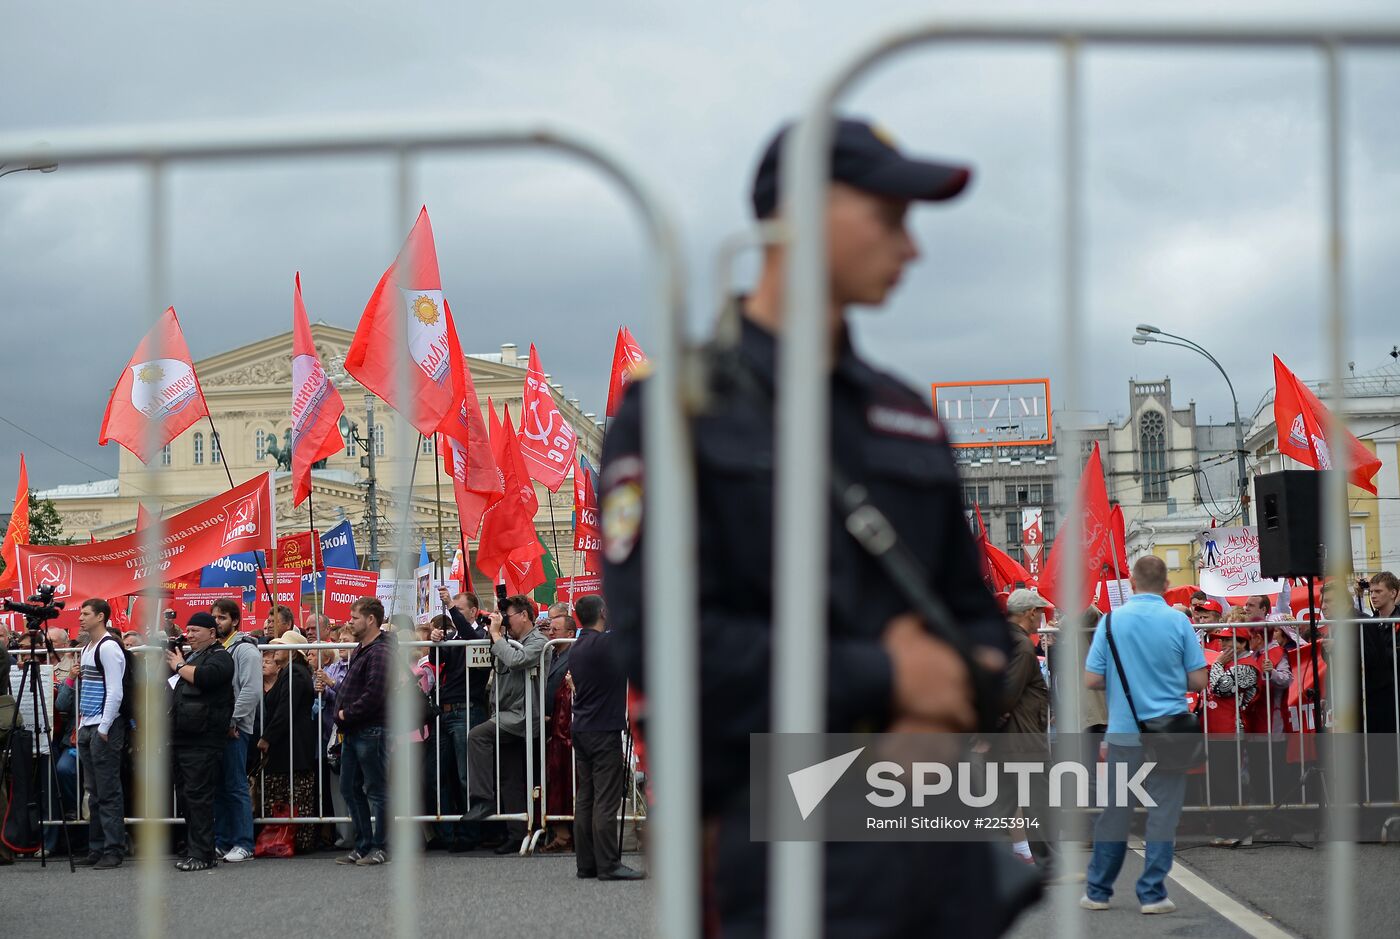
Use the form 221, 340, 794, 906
555, 573, 603, 605
253, 569, 306, 626
322, 568, 381, 622
16, 472, 276, 606
168, 587, 245, 625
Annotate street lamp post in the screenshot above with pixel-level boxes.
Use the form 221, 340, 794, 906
1132, 324, 1251, 525
339, 394, 381, 571
0, 160, 58, 179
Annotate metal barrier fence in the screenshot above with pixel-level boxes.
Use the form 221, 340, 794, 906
0, 117, 690, 939
774, 20, 1400, 939
15, 636, 645, 857
4, 17, 1400, 939
1036, 614, 1400, 822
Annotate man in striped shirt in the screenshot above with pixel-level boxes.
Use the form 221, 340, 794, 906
74, 598, 128, 869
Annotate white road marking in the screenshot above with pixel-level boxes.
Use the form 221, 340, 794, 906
1129, 844, 1298, 938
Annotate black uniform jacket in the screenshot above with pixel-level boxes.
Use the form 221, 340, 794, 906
601, 313, 1019, 938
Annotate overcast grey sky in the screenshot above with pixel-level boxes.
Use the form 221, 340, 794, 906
2, 1, 1398, 494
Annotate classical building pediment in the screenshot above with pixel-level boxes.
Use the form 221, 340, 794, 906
199, 323, 354, 389
193, 322, 537, 393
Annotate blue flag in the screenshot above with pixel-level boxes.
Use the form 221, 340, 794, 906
200, 551, 267, 588
301, 521, 359, 593
419, 539, 430, 567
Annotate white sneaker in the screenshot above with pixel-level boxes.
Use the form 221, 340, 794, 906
1080, 895, 1110, 911
222, 846, 253, 863
1140, 899, 1177, 915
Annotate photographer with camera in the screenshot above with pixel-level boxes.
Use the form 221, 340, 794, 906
426, 586, 489, 851
167, 612, 235, 872
73, 598, 130, 869
461, 595, 547, 855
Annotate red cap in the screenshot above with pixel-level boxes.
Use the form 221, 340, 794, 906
1222, 627, 1253, 640
1198, 599, 1223, 614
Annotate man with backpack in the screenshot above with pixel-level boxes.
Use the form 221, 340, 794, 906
210, 597, 260, 864
74, 598, 130, 869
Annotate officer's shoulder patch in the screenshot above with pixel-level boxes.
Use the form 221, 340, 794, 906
602, 455, 645, 565
867, 403, 944, 443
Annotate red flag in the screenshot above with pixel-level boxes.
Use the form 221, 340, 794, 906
985, 541, 1034, 593
344, 207, 466, 440
1108, 503, 1129, 579
98, 307, 209, 463
970, 502, 994, 589
0, 455, 29, 594
291, 273, 346, 507
1273, 355, 1382, 494
127, 504, 156, 630
1285, 641, 1328, 764
439, 361, 503, 540
503, 538, 546, 596
276, 530, 321, 575
518, 344, 578, 492
574, 456, 602, 573
1040, 441, 1114, 609
606, 326, 648, 418
475, 402, 541, 583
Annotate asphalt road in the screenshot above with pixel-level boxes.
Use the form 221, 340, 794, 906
4, 850, 654, 939
6, 841, 1397, 937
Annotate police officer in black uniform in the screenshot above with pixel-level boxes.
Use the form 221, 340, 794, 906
602, 118, 1027, 937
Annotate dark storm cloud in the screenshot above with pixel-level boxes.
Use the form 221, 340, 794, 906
1, 0, 1398, 495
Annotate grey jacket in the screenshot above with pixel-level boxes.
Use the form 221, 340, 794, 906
225, 634, 263, 735
490, 627, 547, 737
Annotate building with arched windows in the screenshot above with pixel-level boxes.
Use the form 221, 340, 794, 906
1089, 378, 1244, 584
35, 323, 604, 591
956, 376, 1241, 586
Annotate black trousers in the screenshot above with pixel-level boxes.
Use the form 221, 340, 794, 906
573, 731, 626, 875
172, 745, 221, 862
467, 720, 531, 840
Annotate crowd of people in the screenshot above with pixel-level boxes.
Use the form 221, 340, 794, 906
994, 562, 1400, 912
0, 589, 644, 881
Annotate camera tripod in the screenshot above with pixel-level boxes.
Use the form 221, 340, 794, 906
0, 623, 76, 870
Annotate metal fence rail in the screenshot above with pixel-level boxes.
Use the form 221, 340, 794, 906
21, 638, 647, 853
0, 117, 689, 939
774, 19, 1400, 939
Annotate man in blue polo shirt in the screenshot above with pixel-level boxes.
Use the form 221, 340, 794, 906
1081, 555, 1207, 915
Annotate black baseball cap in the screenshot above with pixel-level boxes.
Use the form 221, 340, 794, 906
751, 117, 972, 219
187, 612, 218, 632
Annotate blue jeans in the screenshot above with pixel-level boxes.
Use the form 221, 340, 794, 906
213, 731, 254, 853
46, 748, 80, 853
1086, 744, 1187, 906
341, 726, 388, 855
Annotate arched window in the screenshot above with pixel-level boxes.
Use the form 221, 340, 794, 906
211, 432, 222, 464
373, 423, 385, 457
193, 432, 204, 465
160, 444, 172, 467
255, 428, 268, 461
1140, 410, 1168, 502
